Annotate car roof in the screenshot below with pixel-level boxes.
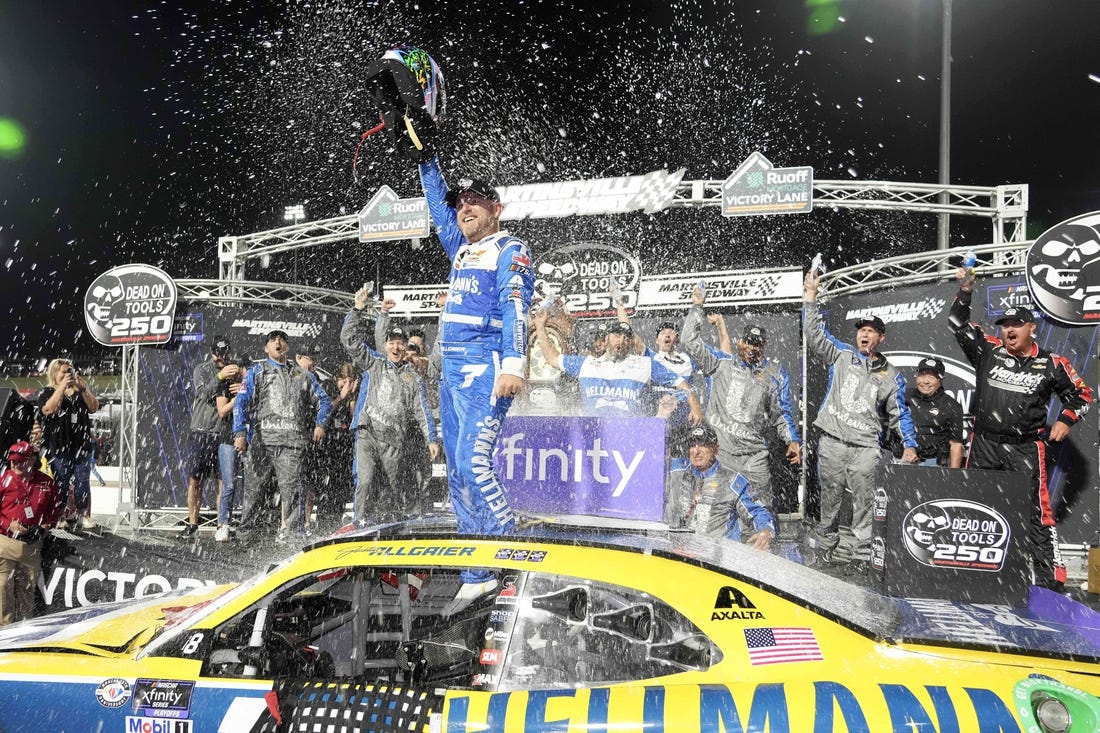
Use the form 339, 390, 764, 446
306, 516, 1100, 664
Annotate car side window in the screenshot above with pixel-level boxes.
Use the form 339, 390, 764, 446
495, 572, 721, 690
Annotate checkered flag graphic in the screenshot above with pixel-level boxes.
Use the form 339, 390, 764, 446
634, 168, 686, 213
918, 298, 946, 319
755, 275, 782, 297
251, 678, 443, 733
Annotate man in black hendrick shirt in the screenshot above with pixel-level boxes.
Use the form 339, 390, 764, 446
950, 268, 1093, 591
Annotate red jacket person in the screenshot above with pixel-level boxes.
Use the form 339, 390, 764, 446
0, 441, 62, 625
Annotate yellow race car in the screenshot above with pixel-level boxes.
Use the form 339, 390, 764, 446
0, 519, 1097, 732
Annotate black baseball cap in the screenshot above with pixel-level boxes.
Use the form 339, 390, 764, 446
854, 316, 887, 334
607, 321, 633, 337
210, 336, 231, 357
742, 324, 767, 346
445, 178, 501, 208
384, 326, 409, 341
265, 329, 290, 342
296, 342, 319, 358
915, 356, 945, 378
686, 424, 719, 447
995, 307, 1036, 325
656, 321, 679, 335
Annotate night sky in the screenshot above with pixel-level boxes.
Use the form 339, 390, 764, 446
1, 0, 1098, 359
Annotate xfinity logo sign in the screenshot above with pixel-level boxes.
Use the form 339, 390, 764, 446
845, 297, 945, 324
986, 281, 1034, 316
494, 416, 666, 521
498, 433, 645, 497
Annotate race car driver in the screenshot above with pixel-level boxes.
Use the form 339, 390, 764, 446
419, 156, 534, 605
950, 267, 1093, 591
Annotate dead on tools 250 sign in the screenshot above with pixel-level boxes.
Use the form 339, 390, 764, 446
84, 264, 178, 346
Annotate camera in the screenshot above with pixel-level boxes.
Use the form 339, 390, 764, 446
407, 343, 421, 355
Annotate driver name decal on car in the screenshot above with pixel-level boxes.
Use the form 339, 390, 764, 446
335, 544, 476, 560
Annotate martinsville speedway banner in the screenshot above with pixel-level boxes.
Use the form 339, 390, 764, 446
811, 276, 1099, 544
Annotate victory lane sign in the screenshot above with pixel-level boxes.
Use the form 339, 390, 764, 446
358, 185, 431, 243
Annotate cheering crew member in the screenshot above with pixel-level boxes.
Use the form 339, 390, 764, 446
804, 271, 918, 568
906, 356, 965, 468
532, 310, 704, 422
951, 268, 1093, 591
682, 287, 801, 516
665, 425, 774, 550
0, 441, 60, 625
418, 158, 534, 606
233, 330, 332, 543
341, 295, 440, 522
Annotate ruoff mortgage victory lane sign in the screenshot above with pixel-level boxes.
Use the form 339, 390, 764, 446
358, 185, 430, 242
722, 152, 813, 217
84, 264, 178, 346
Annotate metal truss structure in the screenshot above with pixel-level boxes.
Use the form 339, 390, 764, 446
113, 345, 140, 531
175, 279, 356, 315
216, 180, 1027, 282
819, 240, 1031, 299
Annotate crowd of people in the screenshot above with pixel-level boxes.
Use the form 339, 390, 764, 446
1, 153, 1093, 627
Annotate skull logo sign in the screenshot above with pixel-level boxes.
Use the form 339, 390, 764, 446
1026, 211, 1100, 324
86, 275, 124, 326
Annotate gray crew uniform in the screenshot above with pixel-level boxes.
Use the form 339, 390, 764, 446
232, 357, 332, 534
804, 303, 917, 558
665, 461, 775, 542
681, 305, 800, 513
342, 308, 438, 520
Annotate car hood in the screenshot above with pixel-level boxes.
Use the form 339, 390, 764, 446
0, 585, 230, 654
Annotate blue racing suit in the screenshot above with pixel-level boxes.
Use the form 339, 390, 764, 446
419, 156, 534, 539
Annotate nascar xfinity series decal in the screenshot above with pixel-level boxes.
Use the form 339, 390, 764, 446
131, 679, 194, 719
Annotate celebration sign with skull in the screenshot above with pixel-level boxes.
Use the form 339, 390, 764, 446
533, 242, 642, 318
84, 264, 178, 346
1026, 210, 1100, 324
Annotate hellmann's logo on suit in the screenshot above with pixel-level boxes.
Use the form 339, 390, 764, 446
846, 298, 945, 323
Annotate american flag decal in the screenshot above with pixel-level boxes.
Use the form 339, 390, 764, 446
743, 627, 823, 666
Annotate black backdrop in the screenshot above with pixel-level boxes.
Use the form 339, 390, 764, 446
808, 276, 1099, 544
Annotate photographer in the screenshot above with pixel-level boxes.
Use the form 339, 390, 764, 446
0, 441, 60, 625
37, 359, 99, 531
